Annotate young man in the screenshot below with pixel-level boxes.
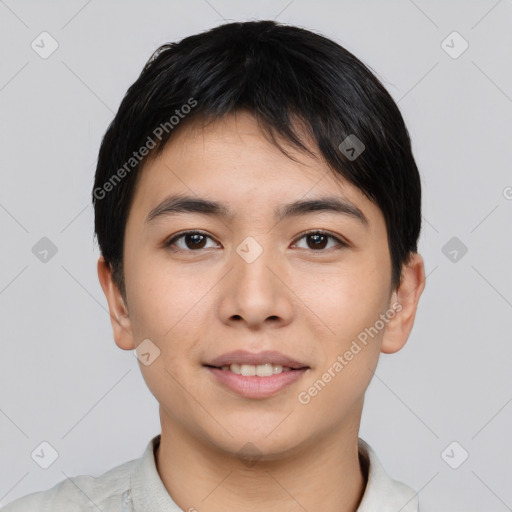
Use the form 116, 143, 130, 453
4, 20, 425, 512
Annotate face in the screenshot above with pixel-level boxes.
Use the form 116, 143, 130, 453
98, 110, 424, 459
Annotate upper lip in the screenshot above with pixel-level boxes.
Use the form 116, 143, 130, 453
205, 350, 309, 369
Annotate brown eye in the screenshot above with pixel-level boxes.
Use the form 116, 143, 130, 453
184, 233, 207, 249
294, 231, 346, 251
306, 233, 328, 249
165, 231, 218, 251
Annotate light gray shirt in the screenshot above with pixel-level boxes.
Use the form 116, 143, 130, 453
2, 435, 419, 511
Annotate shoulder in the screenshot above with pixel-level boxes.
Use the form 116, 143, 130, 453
1, 457, 138, 512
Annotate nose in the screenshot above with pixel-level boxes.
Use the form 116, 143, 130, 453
217, 237, 295, 330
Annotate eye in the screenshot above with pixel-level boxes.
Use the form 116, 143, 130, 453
292, 230, 347, 251
164, 229, 347, 252
164, 230, 220, 251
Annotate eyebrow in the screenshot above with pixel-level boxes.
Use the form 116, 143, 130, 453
145, 194, 369, 227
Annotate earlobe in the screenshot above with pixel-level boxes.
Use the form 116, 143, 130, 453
380, 252, 426, 354
96, 255, 136, 351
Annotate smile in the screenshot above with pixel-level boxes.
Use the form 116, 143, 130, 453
205, 365, 308, 398
218, 363, 295, 376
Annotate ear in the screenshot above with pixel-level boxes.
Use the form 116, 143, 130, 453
97, 255, 136, 351
380, 252, 426, 354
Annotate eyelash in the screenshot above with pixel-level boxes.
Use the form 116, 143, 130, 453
163, 229, 348, 252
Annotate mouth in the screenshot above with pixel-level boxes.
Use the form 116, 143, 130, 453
204, 349, 310, 372
203, 350, 310, 398
204, 363, 308, 377
205, 365, 309, 399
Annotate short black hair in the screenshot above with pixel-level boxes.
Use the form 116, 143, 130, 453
92, 20, 421, 301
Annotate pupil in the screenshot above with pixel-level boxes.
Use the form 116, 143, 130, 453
188, 233, 206, 249
309, 234, 327, 249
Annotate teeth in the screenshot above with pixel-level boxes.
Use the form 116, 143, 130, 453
219, 363, 294, 376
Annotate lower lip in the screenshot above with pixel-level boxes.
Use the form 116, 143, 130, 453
206, 367, 308, 398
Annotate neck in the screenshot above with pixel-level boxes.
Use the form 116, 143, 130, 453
155, 407, 367, 512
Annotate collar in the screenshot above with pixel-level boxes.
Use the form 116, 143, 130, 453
356, 437, 418, 511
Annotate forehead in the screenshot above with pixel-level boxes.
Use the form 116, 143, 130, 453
128, 111, 382, 228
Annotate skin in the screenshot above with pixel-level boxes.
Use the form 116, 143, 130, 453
98, 110, 425, 512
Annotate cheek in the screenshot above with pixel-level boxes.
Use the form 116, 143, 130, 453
299, 260, 389, 343
126, 251, 202, 339
297, 268, 388, 418
126, 254, 214, 383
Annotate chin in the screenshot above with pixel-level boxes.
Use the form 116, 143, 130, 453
205, 424, 310, 462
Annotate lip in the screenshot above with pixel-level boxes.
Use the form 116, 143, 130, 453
206, 366, 309, 399
204, 350, 309, 369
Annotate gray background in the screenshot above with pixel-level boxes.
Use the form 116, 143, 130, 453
1, 0, 511, 510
